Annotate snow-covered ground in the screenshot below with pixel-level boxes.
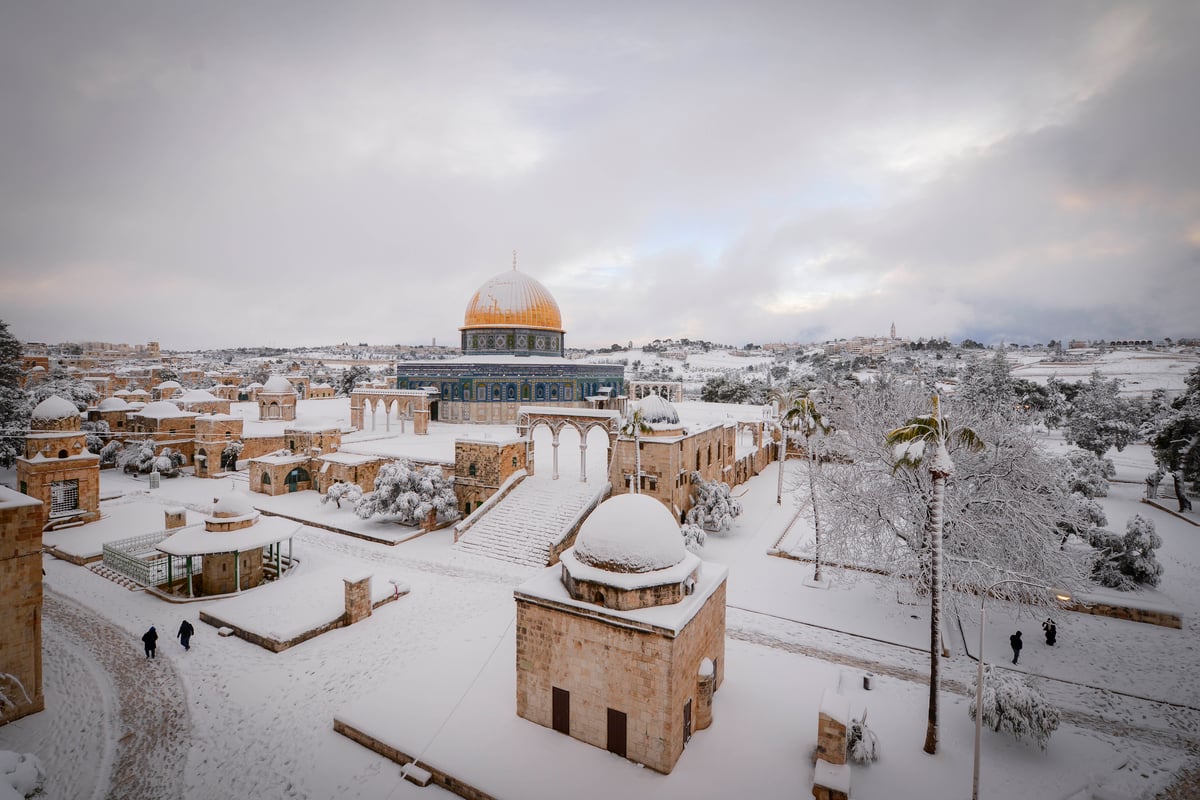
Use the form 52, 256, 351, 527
2, 443, 1197, 799
3, 352, 1199, 799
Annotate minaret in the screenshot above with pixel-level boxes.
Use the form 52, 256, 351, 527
890, 321, 897, 339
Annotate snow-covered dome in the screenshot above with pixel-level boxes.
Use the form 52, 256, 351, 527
114, 389, 132, 396
32, 395, 80, 422
574, 494, 686, 573
139, 400, 189, 418
178, 388, 219, 402
97, 397, 132, 411
29, 365, 45, 373
261, 376, 296, 394
635, 393, 680, 425
156, 380, 183, 390
211, 491, 256, 519
246, 381, 264, 389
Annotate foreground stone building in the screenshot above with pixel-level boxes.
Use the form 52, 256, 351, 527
0, 487, 43, 725
514, 493, 727, 773
394, 264, 625, 424
17, 395, 100, 528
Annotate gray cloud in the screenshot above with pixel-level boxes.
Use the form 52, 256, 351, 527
0, 1, 1195, 350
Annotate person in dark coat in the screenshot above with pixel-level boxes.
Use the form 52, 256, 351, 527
1010, 630, 1023, 664
177, 619, 194, 651
142, 626, 158, 659
1042, 618, 1057, 646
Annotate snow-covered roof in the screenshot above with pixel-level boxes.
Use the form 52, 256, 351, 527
114, 389, 132, 396
247, 381, 264, 389
573, 494, 686, 573
319, 452, 383, 466
32, 395, 80, 421
137, 401, 195, 419
516, 558, 726, 635
0, 485, 42, 510
179, 388, 220, 402
156, 516, 300, 557
156, 380, 183, 390
97, 397, 132, 411
262, 375, 297, 394
634, 393, 680, 425
252, 453, 308, 465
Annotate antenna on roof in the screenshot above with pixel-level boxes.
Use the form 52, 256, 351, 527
512, 250, 517, 271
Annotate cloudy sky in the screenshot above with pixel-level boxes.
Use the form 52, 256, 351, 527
1, 1, 1196, 351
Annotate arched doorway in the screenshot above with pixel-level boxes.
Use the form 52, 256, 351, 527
285, 467, 310, 493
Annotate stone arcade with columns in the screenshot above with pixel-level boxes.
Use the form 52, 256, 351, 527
17, 395, 101, 528
393, 264, 625, 425
514, 493, 727, 774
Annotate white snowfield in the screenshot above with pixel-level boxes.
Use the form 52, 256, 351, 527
2, 354, 1198, 799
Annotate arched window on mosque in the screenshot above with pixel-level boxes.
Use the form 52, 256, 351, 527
477, 386, 486, 402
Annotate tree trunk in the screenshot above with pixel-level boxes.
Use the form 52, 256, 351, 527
923, 471, 946, 755
633, 429, 641, 495
809, 439, 822, 582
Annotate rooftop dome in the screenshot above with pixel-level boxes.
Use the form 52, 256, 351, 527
156, 380, 183, 390
261, 375, 295, 394
31, 395, 80, 421
97, 397, 132, 411
210, 491, 256, 519
634, 393, 680, 425
461, 268, 563, 332
574, 494, 686, 573
178, 388, 219, 402
139, 400, 188, 418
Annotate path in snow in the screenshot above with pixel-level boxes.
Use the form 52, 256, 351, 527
44, 590, 191, 800
728, 607, 1200, 759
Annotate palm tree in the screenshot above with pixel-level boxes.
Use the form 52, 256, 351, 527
768, 387, 801, 505
620, 405, 653, 494
783, 394, 831, 582
886, 393, 983, 755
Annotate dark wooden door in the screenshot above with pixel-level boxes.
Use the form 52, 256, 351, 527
683, 698, 692, 745
552, 687, 570, 735
607, 709, 627, 757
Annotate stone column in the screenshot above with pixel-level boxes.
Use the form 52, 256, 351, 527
696, 669, 714, 731
414, 409, 430, 435
579, 441, 588, 483
551, 435, 560, 480
344, 575, 372, 626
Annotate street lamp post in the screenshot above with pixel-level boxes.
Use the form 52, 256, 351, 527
972, 579, 1071, 800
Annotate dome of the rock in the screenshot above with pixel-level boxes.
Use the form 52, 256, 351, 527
462, 268, 563, 332
574, 494, 687, 573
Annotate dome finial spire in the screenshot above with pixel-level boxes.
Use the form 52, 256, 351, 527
512, 249, 517, 271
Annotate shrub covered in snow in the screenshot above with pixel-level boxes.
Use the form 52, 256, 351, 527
847, 711, 880, 764
1091, 514, 1163, 590
322, 481, 364, 509
685, 472, 742, 532
1062, 450, 1114, 498
116, 441, 183, 477
0, 750, 46, 800
354, 460, 461, 527
969, 665, 1060, 749
680, 522, 706, 554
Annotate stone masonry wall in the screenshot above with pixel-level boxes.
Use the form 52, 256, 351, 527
0, 494, 44, 725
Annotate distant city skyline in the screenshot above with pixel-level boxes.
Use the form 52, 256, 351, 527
2, 3, 1196, 351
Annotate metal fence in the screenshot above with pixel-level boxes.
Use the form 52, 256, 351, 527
102, 531, 202, 587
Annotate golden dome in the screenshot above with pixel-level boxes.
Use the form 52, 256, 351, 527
461, 268, 563, 332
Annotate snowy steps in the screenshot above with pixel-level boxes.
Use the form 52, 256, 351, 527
454, 479, 605, 567
89, 563, 146, 591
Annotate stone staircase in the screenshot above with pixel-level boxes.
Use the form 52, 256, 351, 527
453, 478, 608, 567
89, 562, 146, 591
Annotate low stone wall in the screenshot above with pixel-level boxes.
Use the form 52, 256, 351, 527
332, 719, 498, 800
1063, 599, 1182, 630
199, 590, 406, 653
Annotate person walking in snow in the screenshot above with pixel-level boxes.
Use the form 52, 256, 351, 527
177, 619, 194, 651
1042, 618, 1057, 646
142, 626, 158, 660
1010, 630, 1023, 664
